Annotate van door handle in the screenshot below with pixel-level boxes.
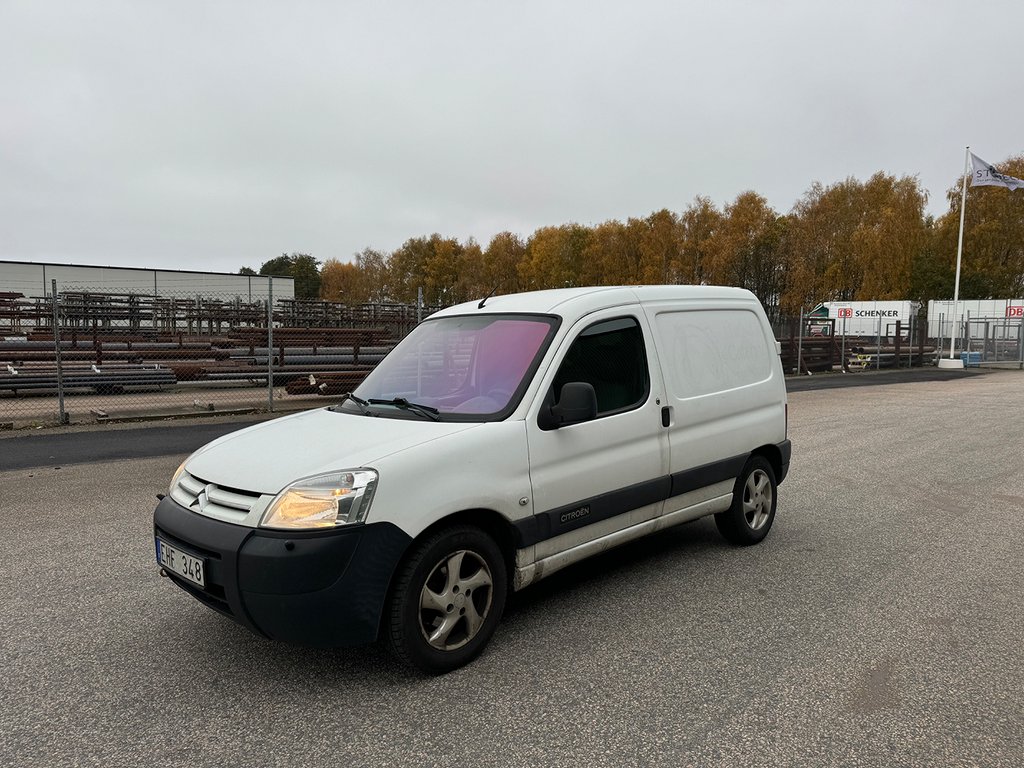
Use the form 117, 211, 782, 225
661, 406, 671, 428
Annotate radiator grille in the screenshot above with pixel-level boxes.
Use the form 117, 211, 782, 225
170, 470, 262, 524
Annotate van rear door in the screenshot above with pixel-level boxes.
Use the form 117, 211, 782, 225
643, 301, 783, 517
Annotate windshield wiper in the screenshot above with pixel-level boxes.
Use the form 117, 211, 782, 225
331, 391, 371, 414
367, 397, 441, 421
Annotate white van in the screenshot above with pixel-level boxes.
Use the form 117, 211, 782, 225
154, 286, 790, 673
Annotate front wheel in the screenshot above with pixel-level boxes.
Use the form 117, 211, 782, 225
386, 525, 507, 674
715, 456, 777, 545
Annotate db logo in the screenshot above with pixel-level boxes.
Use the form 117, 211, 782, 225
1007, 306, 1024, 317
836, 308, 853, 318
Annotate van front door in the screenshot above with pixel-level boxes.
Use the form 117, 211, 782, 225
522, 310, 669, 566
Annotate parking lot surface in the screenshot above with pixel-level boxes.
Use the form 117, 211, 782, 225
1, 371, 1022, 767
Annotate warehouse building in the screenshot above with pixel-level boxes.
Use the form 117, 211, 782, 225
0, 260, 294, 301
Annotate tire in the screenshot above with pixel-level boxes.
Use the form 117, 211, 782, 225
387, 525, 508, 674
715, 455, 777, 546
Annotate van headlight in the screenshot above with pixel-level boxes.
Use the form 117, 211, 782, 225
260, 470, 378, 530
169, 460, 188, 495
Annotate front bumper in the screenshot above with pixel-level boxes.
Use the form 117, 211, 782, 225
153, 496, 411, 647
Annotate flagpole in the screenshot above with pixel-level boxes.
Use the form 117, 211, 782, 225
939, 146, 970, 369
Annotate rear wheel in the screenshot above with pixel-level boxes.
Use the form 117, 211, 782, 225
715, 456, 777, 545
387, 525, 507, 674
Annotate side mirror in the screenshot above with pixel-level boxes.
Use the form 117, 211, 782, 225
540, 382, 597, 429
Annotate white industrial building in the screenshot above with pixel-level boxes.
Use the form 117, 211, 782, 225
0, 260, 294, 301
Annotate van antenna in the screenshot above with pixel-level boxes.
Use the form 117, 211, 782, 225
478, 283, 501, 309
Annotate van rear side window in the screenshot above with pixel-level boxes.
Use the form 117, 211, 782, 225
654, 309, 770, 398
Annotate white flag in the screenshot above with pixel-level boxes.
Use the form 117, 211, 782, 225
970, 153, 1024, 190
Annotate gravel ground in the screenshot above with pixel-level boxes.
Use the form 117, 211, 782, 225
1, 371, 1022, 767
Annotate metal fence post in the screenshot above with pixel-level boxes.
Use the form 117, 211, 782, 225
796, 307, 804, 375
908, 316, 914, 367
965, 310, 971, 361
841, 316, 847, 372
267, 277, 274, 412
51, 280, 67, 425
876, 315, 881, 371
1019, 317, 1023, 367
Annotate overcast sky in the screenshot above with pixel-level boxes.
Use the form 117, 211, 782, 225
2, 0, 1022, 273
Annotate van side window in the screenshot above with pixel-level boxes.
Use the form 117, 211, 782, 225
551, 316, 649, 416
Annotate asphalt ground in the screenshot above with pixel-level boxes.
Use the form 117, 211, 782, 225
1, 369, 1022, 767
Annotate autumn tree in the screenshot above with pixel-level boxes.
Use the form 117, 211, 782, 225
678, 197, 722, 285
853, 174, 929, 300
389, 235, 471, 306
783, 179, 864, 311
521, 224, 592, 289
781, 173, 927, 313
354, 248, 393, 303
705, 192, 787, 310
319, 259, 362, 303
582, 220, 638, 285
481, 232, 528, 295
637, 209, 682, 284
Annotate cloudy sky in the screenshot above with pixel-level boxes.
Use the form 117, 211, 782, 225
2, 0, 1022, 273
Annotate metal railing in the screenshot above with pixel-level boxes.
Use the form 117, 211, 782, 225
0, 280, 441, 428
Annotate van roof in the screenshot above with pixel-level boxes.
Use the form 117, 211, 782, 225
432, 285, 758, 320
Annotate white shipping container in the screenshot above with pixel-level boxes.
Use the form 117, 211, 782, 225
928, 299, 1024, 338
819, 301, 919, 337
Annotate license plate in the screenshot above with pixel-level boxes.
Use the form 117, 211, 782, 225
156, 537, 206, 588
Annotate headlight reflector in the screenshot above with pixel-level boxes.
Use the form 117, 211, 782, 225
261, 470, 377, 530
169, 460, 188, 495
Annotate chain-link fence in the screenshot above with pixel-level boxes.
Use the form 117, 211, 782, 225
931, 313, 1024, 364
0, 278, 439, 428
6, 287, 1022, 428
772, 313, 937, 373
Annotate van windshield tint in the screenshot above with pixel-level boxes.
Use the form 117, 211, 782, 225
346, 314, 558, 420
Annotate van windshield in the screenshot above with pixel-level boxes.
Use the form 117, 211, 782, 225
340, 313, 559, 421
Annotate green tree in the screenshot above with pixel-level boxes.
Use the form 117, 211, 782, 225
259, 253, 321, 299
238, 266, 257, 276
259, 254, 292, 277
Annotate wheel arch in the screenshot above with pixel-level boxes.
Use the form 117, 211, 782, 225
377, 507, 518, 636
752, 444, 782, 484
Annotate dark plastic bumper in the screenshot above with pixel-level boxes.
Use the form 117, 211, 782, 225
153, 496, 411, 647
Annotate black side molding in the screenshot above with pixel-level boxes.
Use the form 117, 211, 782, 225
513, 453, 751, 548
